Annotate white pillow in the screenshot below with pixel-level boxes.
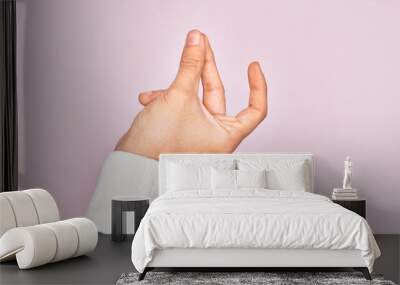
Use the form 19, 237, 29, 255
236, 169, 267, 188
211, 169, 268, 190
237, 159, 308, 191
166, 160, 236, 191
167, 163, 211, 191
211, 168, 236, 190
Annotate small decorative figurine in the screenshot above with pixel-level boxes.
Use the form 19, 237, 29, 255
342, 156, 352, 190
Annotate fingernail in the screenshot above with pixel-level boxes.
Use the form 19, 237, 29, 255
186, 30, 201, 46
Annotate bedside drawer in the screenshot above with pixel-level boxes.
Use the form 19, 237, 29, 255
332, 199, 366, 219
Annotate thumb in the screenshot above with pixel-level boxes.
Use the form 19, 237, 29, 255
170, 30, 205, 93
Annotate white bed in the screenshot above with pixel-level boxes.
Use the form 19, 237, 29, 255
131, 153, 380, 280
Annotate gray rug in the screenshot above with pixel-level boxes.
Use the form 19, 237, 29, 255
116, 272, 396, 285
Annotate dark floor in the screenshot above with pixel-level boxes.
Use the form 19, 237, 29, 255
0, 234, 399, 285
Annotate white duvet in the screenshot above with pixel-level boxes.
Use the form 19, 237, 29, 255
131, 189, 380, 273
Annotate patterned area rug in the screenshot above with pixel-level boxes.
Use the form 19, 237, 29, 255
116, 272, 396, 285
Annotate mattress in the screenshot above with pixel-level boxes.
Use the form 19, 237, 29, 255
131, 189, 380, 273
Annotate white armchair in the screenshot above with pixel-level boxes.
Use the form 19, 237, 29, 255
0, 189, 97, 269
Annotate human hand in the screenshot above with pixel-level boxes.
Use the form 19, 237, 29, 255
115, 30, 268, 160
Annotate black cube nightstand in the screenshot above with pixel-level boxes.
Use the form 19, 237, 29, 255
111, 196, 149, 242
332, 199, 366, 219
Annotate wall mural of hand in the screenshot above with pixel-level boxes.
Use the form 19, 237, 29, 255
116, 30, 268, 160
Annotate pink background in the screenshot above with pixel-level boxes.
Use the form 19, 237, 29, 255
16, 0, 399, 233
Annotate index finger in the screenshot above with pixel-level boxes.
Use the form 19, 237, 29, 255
202, 36, 226, 115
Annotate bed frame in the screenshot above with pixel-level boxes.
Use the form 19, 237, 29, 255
141, 248, 370, 280
139, 153, 371, 281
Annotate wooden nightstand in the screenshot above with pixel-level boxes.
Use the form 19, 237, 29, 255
332, 199, 366, 218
